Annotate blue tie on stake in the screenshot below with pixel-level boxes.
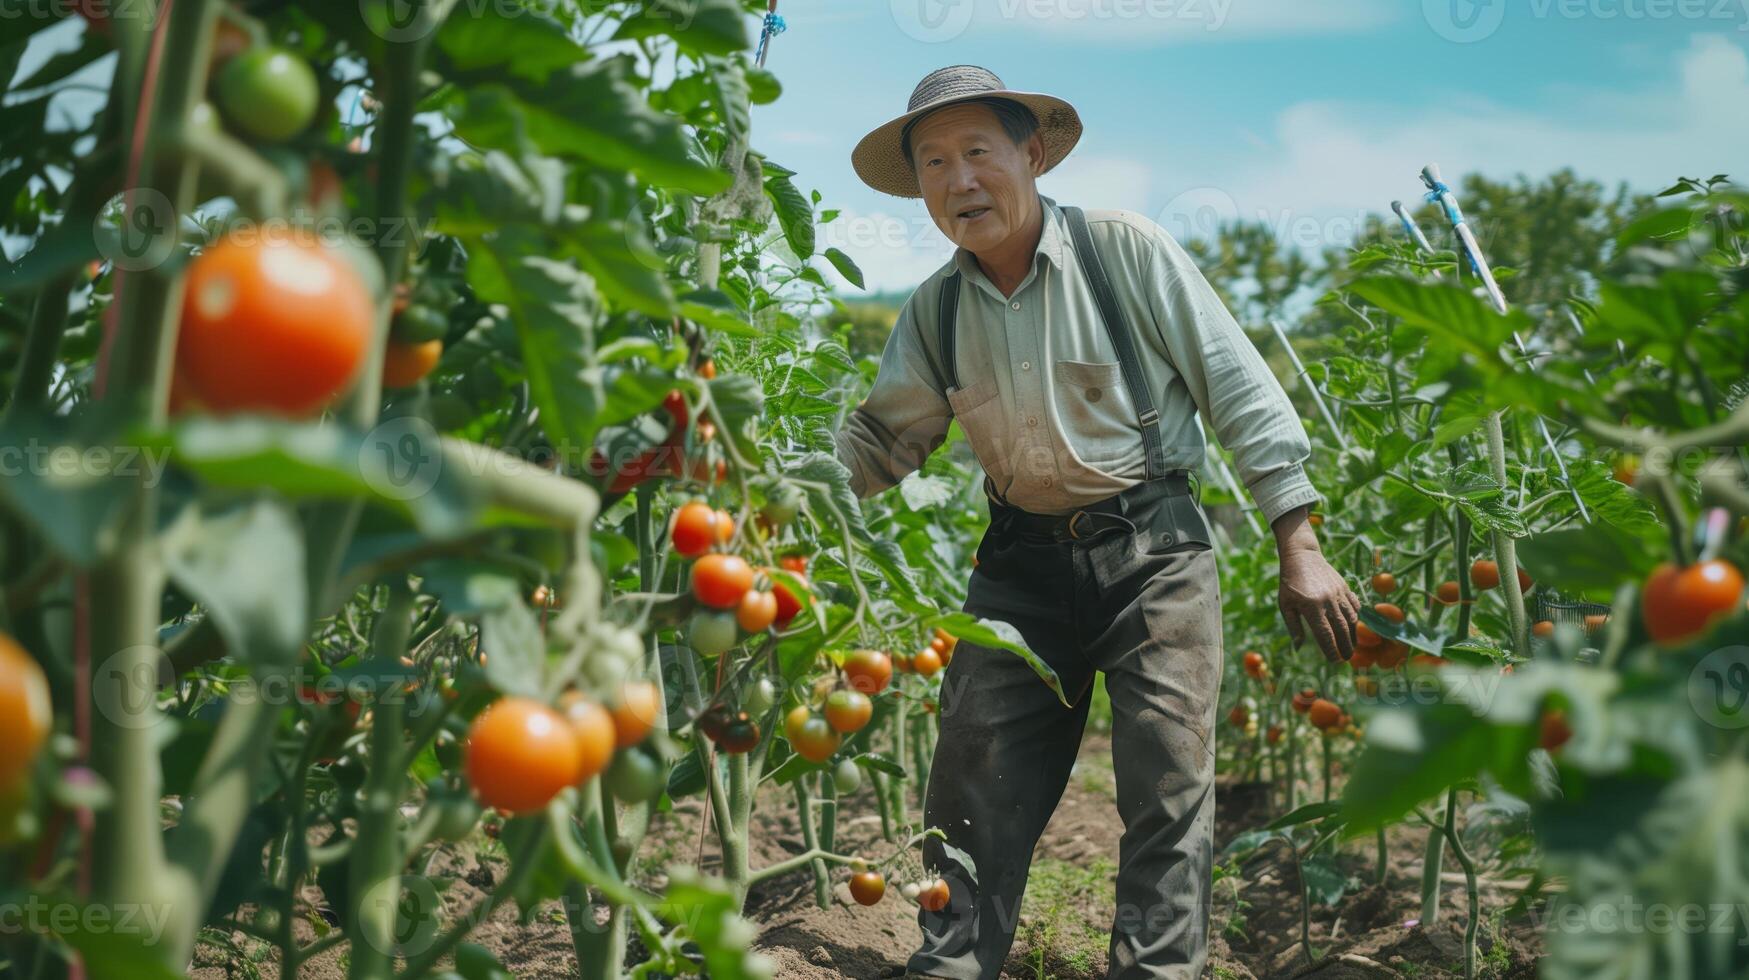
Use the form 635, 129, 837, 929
755, 3, 786, 68
1399, 164, 1592, 525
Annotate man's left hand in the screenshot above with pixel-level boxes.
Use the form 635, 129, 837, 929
1272, 508, 1361, 663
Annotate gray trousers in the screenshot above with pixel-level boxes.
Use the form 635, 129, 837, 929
907, 486, 1224, 980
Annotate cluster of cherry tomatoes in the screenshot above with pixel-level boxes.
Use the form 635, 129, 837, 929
462, 678, 663, 815
890, 627, 956, 677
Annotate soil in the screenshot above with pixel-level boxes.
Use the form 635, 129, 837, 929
190, 734, 1542, 979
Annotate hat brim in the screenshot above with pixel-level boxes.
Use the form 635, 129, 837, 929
851, 89, 1082, 200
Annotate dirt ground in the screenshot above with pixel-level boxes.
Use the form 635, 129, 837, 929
190, 732, 1542, 980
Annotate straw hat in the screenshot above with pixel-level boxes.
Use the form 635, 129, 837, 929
851, 65, 1082, 200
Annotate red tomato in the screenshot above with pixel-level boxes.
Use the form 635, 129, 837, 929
671, 502, 719, 558
779, 555, 808, 575
849, 870, 885, 906
771, 574, 806, 628
1642, 560, 1744, 647
918, 878, 951, 912
1241, 651, 1266, 679
911, 648, 942, 677
177, 235, 373, 416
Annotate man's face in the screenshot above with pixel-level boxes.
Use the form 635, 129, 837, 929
909, 103, 1045, 255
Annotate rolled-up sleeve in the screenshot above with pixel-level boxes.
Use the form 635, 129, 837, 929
1143, 229, 1322, 526
833, 297, 954, 498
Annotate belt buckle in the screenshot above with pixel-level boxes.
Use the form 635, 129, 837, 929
1066, 510, 1091, 541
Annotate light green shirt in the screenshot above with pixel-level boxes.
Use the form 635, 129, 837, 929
833, 192, 1321, 524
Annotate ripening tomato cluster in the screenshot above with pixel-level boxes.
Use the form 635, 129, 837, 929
679, 506, 813, 665
1291, 688, 1355, 736
462, 678, 663, 815
891, 627, 956, 677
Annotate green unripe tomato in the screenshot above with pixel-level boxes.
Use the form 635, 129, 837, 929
832, 757, 862, 795
604, 748, 665, 804
428, 791, 481, 842
687, 610, 738, 657
744, 675, 779, 715
760, 483, 804, 527
393, 303, 450, 343
216, 48, 320, 143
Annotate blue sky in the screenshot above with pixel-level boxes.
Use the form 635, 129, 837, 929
755, 0, 1749, 294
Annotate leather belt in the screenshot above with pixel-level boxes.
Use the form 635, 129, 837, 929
991, 471, 1196, 544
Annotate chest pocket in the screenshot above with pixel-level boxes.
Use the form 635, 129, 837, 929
946, 378, 1011, 483
1055, 359, 1139, 465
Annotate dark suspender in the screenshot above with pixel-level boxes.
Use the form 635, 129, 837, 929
935, 205, 1167, 482
937, 269, 962, 392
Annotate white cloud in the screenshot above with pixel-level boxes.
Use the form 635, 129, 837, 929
970, 0, 1400, 44
1202, 34, 1749, 249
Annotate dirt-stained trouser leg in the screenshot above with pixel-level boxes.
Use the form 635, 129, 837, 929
907, 522, 1095, 980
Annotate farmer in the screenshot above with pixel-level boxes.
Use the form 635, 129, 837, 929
833, 66, 1362, 980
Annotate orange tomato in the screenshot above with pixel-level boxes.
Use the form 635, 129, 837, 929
1241, 651, 1266, 679
736, 589, 778, 633
465, 698, 583, 813
559, 692, 617, 784
691, 553, 754, 608
1375, 641, 1408, 670
911, 648, 943, 677
1227, 704, 1248, 728
1265, 724, 1283, 745
382, 339, 441, 388
1308, 699, 1341, 731
1371, 572, 1397, 595
1355, 623, 1384, 648
784, 707, 841, 763
610, 680, 662, 748
1291, 689, 1317, 714
1348, 645, 1376, 669
1531, 620, 1554, 638
700, 358, 718, 380
1373, 603, 1405, 623
843, 649, 893, 695
1470, 559, 1501, 591
918, 878, 951, 912
780, 555, 808, 575
1435, 581, 1462, 605
713, 508, 735, 544
177, 234, 373, 416
824, 690, 873, 734
0, 634, 51, 793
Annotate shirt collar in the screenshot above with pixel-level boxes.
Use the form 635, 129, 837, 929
947, 192, 1067, 281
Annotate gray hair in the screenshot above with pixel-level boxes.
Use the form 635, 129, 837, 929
900, 97, 1040, 172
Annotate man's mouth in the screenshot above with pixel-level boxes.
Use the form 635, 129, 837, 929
958, 207, 991, 221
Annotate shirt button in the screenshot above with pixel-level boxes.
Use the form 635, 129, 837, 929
1010, 301, 1021, 311
1027, 416, 1038, 427
1041, 476, 1052, 486
1021, 361, 1031, 371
